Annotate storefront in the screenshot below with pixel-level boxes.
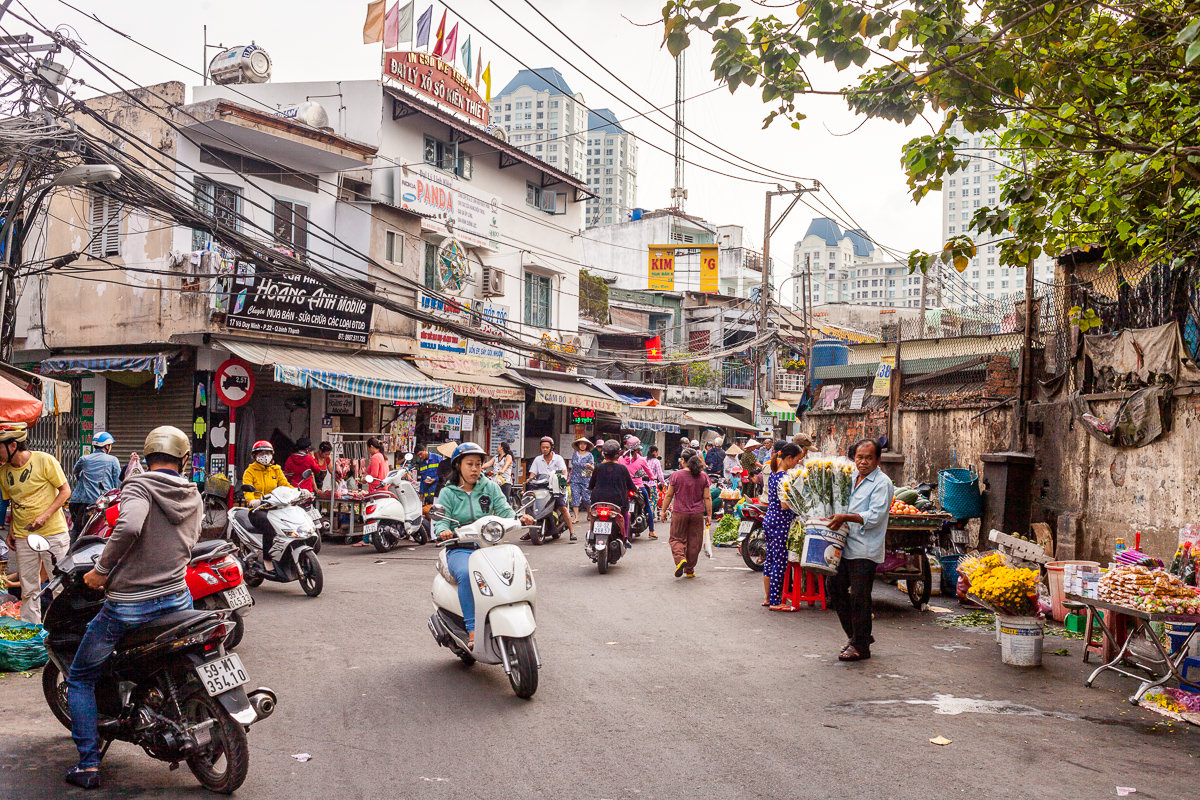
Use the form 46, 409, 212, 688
413, 358, 526, 458
587, 379, 684, 456
682, 409, 763, 447
515, 370, 625, 475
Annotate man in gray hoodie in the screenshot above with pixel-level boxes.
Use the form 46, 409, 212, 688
64, 426, 201, 791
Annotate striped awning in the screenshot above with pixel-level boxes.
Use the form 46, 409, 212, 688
684, 409, 761, 433
218, 340, 453, 407
767, 399, 797, 421
42, 352, 171, 389
523, 374, 624, 415
413, 362, 526, 401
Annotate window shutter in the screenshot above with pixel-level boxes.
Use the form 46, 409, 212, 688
524, 273, 533, 324
89, 195, 104, 258
539, 189, 556, 213
293, 203, 308, 257
103, 199, 121, 257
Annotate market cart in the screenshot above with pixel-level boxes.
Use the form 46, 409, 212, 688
1067, 593, 1200, 704
881, 512, 954, 609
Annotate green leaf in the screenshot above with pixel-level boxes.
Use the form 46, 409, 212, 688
1174, 19, 1200, 46
1187, 39, 1200, 64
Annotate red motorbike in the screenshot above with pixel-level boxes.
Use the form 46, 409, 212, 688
738, 499, 767, 572
78, 490, 253, 648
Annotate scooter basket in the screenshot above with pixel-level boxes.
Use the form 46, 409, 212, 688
938, 467, 982, 520
0, 618, 49, 671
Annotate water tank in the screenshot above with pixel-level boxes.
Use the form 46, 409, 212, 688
208, 43, 272, 85
631, 208, 644, 221
810, 338, 849, 387
275, 101, 330, 130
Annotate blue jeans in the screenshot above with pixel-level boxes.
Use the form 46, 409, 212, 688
445, 548, 476, 633
640, 486, 655, 533
66, 590, 193, 768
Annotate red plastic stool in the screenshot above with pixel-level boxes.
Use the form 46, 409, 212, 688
781, 562, 827, 609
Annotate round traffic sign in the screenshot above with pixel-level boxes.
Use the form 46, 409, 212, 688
215, 358, 255, 408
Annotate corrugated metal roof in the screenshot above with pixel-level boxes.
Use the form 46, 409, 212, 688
813, 352, 1017, 381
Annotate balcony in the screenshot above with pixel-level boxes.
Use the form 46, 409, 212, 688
775, 373, 806, 394
722, 363, 754, 394
665, 384, 722, 408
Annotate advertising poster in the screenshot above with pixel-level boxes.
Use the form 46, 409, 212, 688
490, 403, 524, 459
699, 245, 719, 293
871, 356, 896, 397
648, 247, 675, 291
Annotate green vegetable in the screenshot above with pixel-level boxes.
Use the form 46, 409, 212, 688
713, 515, 739, 544
896, 490, 920, 504
0, 627, 40, 642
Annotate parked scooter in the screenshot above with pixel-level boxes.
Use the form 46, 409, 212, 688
31, 533, 275, 794
628, 488, 649, 538
72, 489, 254, 647
363, 454, 430, 551
426, 504, 540, 699
521, 475, 570, 545
225, 481, 323, 597
738, 500, 767, 571
585, 501, 628, 574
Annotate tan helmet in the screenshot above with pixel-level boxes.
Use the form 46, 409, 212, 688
0, 421, 28, 443
143, 425, 190, 460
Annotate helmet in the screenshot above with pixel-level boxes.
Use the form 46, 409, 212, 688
92, 431, 114, 448
450, 441, 486, 467
626, 436, 641, 449
143, 426, 190, 460
539, 436, 554, 446
689, 439, 699, 448
0, 421, 28, 443
251, 440, 274, 454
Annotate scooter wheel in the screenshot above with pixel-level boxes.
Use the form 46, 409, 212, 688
298, 551, 323, 597
529, 524, 544, 545
244, 572, 264, 588
504, 636, 539, 699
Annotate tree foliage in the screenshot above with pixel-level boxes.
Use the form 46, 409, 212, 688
578, 268, 610, 322
662, 0, 1200, 274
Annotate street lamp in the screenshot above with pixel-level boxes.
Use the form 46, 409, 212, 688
48, 163, 122, 188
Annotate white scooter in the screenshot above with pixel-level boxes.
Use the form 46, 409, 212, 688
226, 483, 324, 597
363, 455, 429, 551
426, 504, 541, 699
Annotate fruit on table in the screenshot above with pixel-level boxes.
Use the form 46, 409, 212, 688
890, 498, 923, 514
895, 489, 920, 504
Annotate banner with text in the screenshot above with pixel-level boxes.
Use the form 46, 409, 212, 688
699, 245, 719, 293
225, 265, 374, 344
648, 247, 675, 291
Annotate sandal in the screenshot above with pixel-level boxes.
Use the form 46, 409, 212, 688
769, 603, 797, 612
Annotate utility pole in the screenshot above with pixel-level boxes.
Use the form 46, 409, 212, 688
1016, 250, 1036, 451
671, 51, 686, 210
918, 269, 929, 338
757, 182, 820, 426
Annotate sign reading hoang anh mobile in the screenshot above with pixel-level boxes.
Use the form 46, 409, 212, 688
225, 265, 374, 344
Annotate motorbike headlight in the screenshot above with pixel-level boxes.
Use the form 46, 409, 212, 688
481, 521, 505, 543
473, 571, 493, 596
525, 565, 534, 590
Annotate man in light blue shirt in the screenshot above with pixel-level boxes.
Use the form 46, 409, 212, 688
70, 432, 122, 538
827, 438, 894, 661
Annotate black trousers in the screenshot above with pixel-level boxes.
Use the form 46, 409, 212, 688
828, 557, 876, 652
250, 507, 275, 560
68, 502, 90, 540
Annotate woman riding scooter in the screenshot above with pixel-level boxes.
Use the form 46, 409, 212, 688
588, 440, 637, 547
434, 443, 535, 651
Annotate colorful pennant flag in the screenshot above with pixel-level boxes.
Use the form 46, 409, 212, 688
363, 0, 386, 44
415, 4, 433, 49
460, 35, 472, 78
475, 46, 482, 86
431, 9, 447, 57
384, 1, 414, 49
482, 62, 492, 102
444, 23, 459, 66
645, 336, 663, 361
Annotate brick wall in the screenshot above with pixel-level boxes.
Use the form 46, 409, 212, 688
985, 355, 1019, 399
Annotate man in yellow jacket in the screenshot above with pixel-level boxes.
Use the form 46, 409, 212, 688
241, 440, 290, 502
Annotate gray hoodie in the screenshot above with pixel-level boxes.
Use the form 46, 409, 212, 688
94, 471, 202, 604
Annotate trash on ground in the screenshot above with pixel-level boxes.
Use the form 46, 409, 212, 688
291, 753, 312, 762
929, 735, 952, 746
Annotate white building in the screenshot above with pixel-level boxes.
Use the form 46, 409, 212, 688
489, 67, 588, 180
791, 217, 934, 309
585, 109, 638, 228
941, 119, 1055, 302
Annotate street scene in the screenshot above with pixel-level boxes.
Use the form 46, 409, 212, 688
2, 0, 1200, 797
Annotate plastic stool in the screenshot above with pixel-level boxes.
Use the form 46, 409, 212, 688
781, 562, 827, 610
1180, 657, 1200, 694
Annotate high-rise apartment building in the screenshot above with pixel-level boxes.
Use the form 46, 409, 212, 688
585, 109, 638, 228
490, 68, 588, 180
940, 120, 1055, 303
791, 218, 934, 309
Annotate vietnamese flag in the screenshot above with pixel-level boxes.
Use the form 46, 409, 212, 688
646, 335, 663, 361
431, 9, 447, 57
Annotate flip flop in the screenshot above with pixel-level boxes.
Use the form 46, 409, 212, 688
762, 601, 771, 607
769, 603, 797, 612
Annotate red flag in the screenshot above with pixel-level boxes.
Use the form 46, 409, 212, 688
645, 335, 663, 361
443, 23, 459, 66
431, 9, 447, 57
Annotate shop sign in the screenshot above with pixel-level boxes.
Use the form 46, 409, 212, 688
399, 166, 500, 251
490, 403, 524, 459
871, 356, 895, 397
648, 246, 675, 291
571, 407, 595, 425
533, 387, 623, 415
699, 245, 719, 293
80, 390, 95, 451
225, 266, 374, 344
326, 392, 357, 416
384, 51, 490, 128
428, 412, 464, 433
467, 301, 508, 362
418, 292, 468, 355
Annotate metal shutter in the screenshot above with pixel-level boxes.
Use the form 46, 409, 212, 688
103, 365, 194, 458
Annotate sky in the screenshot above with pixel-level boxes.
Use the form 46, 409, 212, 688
15, 0, 943, 303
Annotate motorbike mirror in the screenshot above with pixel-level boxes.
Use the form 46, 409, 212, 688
404, 453, 413, 462
302, 469, 314, 480
25, 533, 51, 552
429, 504, 448, 521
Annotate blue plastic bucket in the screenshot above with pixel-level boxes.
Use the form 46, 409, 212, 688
940, 554, 963, 597
938, 467, 982, 520
799, 522, 848, 576
1165, 622, 1197, 654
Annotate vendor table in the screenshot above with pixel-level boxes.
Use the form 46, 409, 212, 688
881, 513, 953, 609
1066, 593, 1200, 704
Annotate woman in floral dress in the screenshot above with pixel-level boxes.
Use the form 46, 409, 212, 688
763, 442, 803, 610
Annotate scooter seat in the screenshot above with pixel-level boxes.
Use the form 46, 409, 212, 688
230, 508, 264, 549
437, 549, 457, 586
190, 539, 228, 560
117, 609, 216, 648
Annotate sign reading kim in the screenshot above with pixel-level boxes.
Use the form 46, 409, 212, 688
648, 247, 675, 291
384, 51, 489, 128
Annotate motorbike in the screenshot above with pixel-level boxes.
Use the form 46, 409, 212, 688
738, 500, 767, 571
225, 482, 323, 597
628, 487, 649, 538
362, 455, 430, 551
29, 533, 275, 794
71, 489, 254, 648
521, 475, 570, 545
585, 501, 628, 574
426, 504, 540, 699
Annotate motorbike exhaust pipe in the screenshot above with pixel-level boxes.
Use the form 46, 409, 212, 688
247, 688, 277, 720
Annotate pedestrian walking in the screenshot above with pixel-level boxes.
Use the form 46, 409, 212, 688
826, 438, 894, 661
70, 432, 121, 537
568, 438, 593, 525
662, 452, 712, 579
645, 445, 666, 514
0, 421, 72, 622
763, 442, 803, 610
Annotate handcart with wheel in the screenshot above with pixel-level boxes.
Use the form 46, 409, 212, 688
879, 512, 953, 609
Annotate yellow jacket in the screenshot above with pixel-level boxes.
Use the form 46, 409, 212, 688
242, 461, 290, 501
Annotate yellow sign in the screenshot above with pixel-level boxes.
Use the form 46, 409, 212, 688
648, 248, 675, 291
871, 356, 895, 397
699, 245, 718, 293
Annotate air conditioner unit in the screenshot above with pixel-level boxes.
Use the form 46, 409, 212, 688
480, 265, 505, 297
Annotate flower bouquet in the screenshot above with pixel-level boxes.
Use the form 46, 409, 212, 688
970, 565, 1041, 616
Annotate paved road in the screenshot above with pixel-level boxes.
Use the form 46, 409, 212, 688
2, 524, 1196, 799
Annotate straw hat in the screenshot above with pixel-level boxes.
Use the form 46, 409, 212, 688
573, 437, 593, 450
744, 438, 760, 449
434, 441, 457, 459
726, 443, 744, 456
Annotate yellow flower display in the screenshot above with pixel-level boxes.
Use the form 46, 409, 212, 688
971, 565, 1040, 616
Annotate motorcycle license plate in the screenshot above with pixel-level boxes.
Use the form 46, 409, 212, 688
593, 521, 612, 535
195, 654, 248, 697
362, 522, 379, 534
223, 584, 252, 610
308, 507, 322, 521
739, 521, 754, 534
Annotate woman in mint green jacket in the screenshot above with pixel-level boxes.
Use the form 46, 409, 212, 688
434, 442, 534, 649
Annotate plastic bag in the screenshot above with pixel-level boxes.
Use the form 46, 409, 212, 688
703, 519, 714, 559
0, 618, 49, 671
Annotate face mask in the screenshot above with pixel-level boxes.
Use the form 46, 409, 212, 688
256, 453, 272, 466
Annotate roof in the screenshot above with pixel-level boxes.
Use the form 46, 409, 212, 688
844, 228, 875, 257
684, 409, 762, 433
804, 217, 843, 246
497, 67, 575, 98
588, 108, 625, 135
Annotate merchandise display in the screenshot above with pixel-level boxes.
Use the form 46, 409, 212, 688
1098, 565, 1200, 614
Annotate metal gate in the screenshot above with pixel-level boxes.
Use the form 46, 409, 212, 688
27, 379, 84, 473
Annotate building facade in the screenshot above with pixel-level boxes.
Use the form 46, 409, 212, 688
489, 68, 588, 181
584, 109, 637, 228
792, 217, 935, 309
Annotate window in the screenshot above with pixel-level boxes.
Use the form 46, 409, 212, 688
973, 188, 981, 196
199, 145, 316, 192
422, 135, 472, 179
505, 103, 511, 110
192, 179, 240, 251
272, 199, 309, 258
525, 181, 563, 214
88, 192, 121, 258
423, 241, 440, 289
385, 230, 404, 265
524, 272, 552, 328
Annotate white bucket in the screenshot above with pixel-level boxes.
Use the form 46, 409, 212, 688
999, 616, 1044, 667
798, 521, 848, 576
995, 616, 1002, 644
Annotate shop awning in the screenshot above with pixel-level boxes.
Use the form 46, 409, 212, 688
219, 340, 453, 407
521, 373, 624, 415
766, 399, 797, 422
42, 352, 172, 389
413, 362, 526, 401
684, 409, 761, 433
1, 362, 71, 414
585, 378, 684, 431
